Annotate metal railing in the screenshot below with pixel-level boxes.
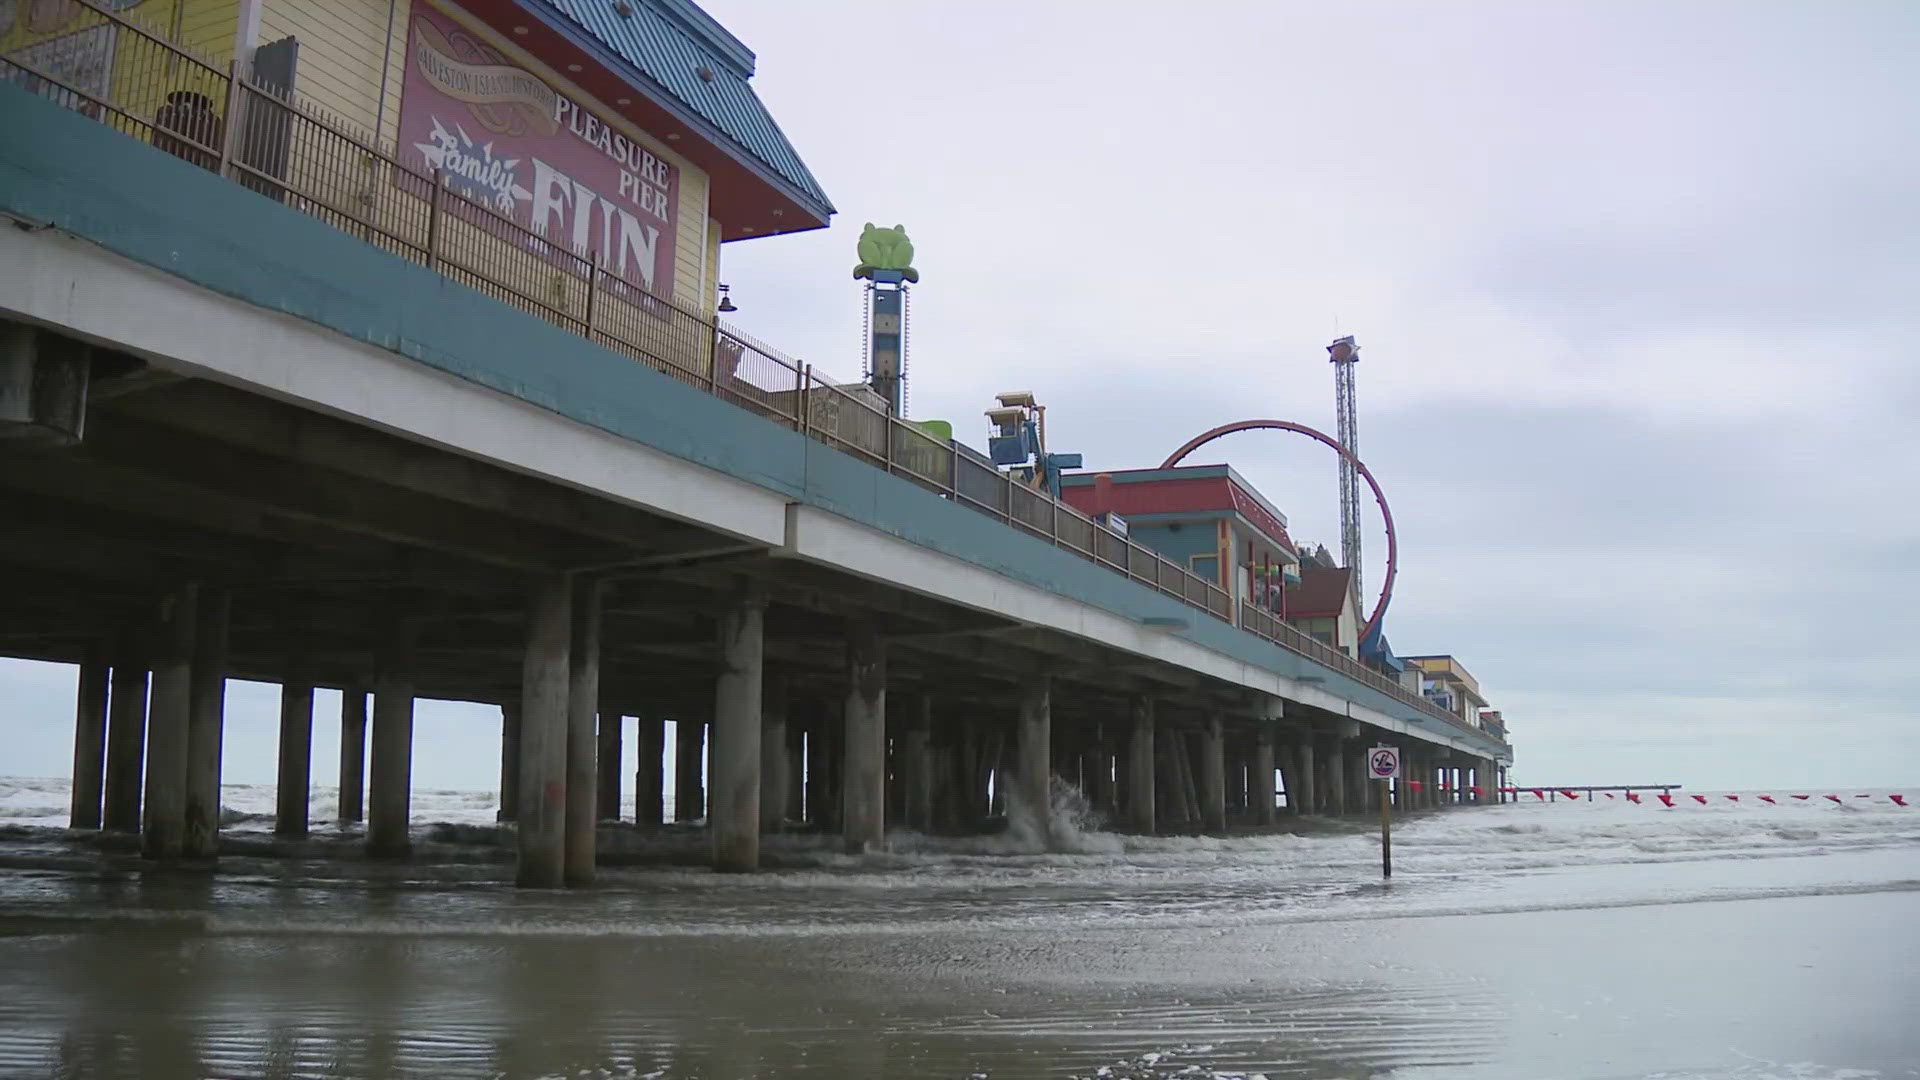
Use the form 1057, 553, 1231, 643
1237, 603, 1492, 742
2, 1, 1500, 745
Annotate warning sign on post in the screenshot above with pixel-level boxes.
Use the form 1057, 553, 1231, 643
1369, 746, 1401, 781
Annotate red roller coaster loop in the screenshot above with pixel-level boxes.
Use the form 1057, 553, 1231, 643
1160, 420, 1397, 644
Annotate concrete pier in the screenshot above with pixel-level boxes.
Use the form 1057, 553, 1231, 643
759, 675, 789, 835
338, 689, 366, 824
635, 712, 664, 826
1253, 730, 1277, 825
367, 619, 416, 861
711, 583, 766, 872
141, 583, 197, 861
674, 718, 705, 823
841, 619, 886, 854
274, 654, 313, 838
183, 588, 228, 859
1199, 716, 1226, 833
102, 635, 148, 834
1127, 697, 1155, 834
497, 703, 520, 823
68, 645, 109, 830
1323, 738, 1346, 816
1016, 678, 1052, 845
517, 574, 571, 887
900, 695, 932, 833
596, 710, 622, 822
564, 576, 602, 886
1293, 740, 1317, 816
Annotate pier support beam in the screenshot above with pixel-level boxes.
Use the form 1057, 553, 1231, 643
497, 703, 521, 822
1016, 678, 1053, 845
711, 583, 766, 873
1293, 740, 1317, 816
841, 619, 886, 854
564, 576, 602, 886
367, 617, 416, 860
759, 675, 789, 835
899, 695, 932, 833
517, 574, 571, 887
1253, 729, 1277, 826
337, 688, 366, 824
1323, 738, 1346, 816
274, 652, 313, 839
1127, 697, 1155, 834
68, 644, 109, 830
674, 718, 705, 823
183, 589, 229, 859
596, 710, 622, 822
1199, 716, 1227, 833
635, 712, 664, 826
102, 634, 148, 834
142, 583, 197, 861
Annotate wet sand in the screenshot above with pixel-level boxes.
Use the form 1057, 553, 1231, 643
0, 787, 1915, 1078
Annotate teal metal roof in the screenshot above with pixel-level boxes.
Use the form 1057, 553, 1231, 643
529, 0, 834, 217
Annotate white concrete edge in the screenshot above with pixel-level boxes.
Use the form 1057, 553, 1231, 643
0, 226, 790, 548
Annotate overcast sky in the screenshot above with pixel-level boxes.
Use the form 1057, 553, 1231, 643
5, 1, 1916, 794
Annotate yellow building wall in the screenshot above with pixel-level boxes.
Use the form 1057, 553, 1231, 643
2, 0, 236, 121
253, 0, 711, 311
256, 0, 409, 141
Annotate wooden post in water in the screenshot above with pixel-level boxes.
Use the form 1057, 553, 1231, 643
1380, 777, 1392, 878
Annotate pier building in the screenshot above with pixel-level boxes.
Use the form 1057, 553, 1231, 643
0, 0, 1509, 886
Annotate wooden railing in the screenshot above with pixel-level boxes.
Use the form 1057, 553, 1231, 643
2, 1, 1506, 746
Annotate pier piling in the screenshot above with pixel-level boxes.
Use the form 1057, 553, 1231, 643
710, 582, 765, 872
367, 617, 417, 861
516, 574, 571, 887
68, 644, 108, 830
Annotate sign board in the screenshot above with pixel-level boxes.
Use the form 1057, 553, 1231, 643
1368, 745, 1400, 781
397, 1, 680, 299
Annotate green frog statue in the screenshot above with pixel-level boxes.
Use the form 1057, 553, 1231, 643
851, 223, 919, 282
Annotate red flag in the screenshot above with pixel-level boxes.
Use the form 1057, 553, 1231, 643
1561, 790, 1580, 801
1824, 795, 1842, 804
1725, 795, 1740, 802
1892, 795, 1908, 807
1691, 794, 1708, 805
1792, 795, 1810, 800
1469, 786, 1483, 797
1532, 789, 1545, 800
1626, 792, 1642, 804
1605, 792, 1616, 799
1759, 795, 1777, 805
1657, 794, 1674, 807
1409, 780, 1423, 791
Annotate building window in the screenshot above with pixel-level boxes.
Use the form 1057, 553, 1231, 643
1189, 554, 1218, 583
